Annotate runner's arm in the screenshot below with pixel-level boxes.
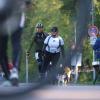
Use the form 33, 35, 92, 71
42, 44, 47, 54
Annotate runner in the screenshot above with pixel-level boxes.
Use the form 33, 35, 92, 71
41, 26, 66, 83
0, 0, 31, 86
27, 23, 48, 78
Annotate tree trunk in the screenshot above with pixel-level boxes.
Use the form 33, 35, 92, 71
66, 0, 91, 66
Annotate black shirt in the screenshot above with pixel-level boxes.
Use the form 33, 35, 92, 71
34, 32, 48, 51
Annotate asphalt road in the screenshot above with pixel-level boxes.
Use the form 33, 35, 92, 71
0, 83, 100, 100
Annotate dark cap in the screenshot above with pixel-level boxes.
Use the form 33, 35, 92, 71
51, 27, 58, 32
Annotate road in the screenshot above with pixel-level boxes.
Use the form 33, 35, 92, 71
0, 83, 100, 100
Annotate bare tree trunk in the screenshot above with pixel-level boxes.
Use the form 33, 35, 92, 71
76, 0, 91, 49
66, 0, 91, 67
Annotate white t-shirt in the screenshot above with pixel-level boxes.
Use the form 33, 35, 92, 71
44, 35, 64, 53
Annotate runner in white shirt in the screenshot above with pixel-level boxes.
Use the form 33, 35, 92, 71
41, 27, 65, 83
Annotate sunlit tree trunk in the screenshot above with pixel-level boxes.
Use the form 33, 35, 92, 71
75, 0, 91, 49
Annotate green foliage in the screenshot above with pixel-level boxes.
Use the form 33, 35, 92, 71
60, 0, 76, 14
82, 38, 93, 67
94, 0, 100, 27
78, 72, 93, 83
